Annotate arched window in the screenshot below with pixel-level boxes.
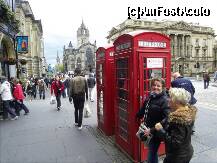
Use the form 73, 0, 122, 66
77, 57, 82, 68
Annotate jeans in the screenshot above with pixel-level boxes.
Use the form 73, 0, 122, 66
15, 100, 29, 114
56, 94, 61, 108
3, 100, 17, 119
72, 94, 85, 127
88, 88, 94, 100
147, 138, 161, 163
204, 80, 209, 89
39, 90, 45, 99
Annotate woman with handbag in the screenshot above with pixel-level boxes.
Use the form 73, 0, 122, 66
155, 88, 197, 163
51, 75, 64, 111
136, 78, 170, 163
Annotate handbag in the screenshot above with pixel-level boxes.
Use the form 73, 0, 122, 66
83, 103, 91, 118
50, 95, 56, 104
136, 123, 153, 146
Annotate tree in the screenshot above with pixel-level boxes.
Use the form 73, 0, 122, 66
55, 64, 64, 73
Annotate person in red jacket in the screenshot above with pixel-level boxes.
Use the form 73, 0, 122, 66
51, 75, 64, 111
13, 79, 29, 115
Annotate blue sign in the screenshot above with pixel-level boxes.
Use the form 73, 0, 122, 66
16, 36, 28, 53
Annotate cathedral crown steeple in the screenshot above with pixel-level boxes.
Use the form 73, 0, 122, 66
77, 20, 89, 47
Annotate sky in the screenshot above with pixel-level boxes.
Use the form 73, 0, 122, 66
27, 0, 217, 66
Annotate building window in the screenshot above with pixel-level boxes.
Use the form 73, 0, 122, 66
202, 39, 207, 47
195, 39, 199, 47
195, 49, 199, 57
202, 49, 206, 56
186, 46, 189, 57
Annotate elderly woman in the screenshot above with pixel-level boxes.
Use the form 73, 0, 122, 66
155, 88, 197, 163
136, 78, 170, 163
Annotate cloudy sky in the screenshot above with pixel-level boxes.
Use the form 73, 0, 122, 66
27, 0, 217, 66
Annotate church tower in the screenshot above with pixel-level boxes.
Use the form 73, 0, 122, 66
56, 51, 60, 65
77, 20, 89, 47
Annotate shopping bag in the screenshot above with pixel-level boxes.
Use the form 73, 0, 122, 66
83, 103, 91, 118
50, 96, 56, 104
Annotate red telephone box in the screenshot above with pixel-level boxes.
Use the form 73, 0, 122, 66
96, 46, 115, 136
113, 32, 171, 162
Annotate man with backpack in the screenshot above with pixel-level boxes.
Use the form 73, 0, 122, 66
69, 68, 88, 130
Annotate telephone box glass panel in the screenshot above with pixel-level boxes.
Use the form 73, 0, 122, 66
116, 58, 129, 141
98, 90, 104, 123
97, 64, 103, 85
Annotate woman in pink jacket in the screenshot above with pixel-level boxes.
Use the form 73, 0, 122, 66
13, 79, 29, 115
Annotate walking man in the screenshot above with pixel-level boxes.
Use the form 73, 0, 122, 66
214, 70, 217, 82
87, 73, 95, 102
203, 71, 210, 89
69, 68, 88, 130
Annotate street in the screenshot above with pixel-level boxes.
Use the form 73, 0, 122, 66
0, 80, 217, 163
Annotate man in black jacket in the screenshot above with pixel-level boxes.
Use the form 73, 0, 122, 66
171, 72, 197, 105
87, 73, 95, 102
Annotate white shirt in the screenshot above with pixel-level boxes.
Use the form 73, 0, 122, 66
0, 81, 13, 101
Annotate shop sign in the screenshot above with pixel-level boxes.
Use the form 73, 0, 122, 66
16, 36, 28, 53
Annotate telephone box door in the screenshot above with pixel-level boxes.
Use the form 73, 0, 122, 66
138, 53, 169, 161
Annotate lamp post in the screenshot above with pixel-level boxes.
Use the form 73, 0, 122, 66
13, 36, 19, 79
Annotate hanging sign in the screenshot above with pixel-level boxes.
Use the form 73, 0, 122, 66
16, 36, 28, 53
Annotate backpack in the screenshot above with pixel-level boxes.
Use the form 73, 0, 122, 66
73, 76, 85, 94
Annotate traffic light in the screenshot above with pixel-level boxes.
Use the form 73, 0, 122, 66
21, 67, 26, 73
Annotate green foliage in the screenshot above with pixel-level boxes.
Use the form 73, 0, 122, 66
55, 64, 64, 73
0, 0, 20, 32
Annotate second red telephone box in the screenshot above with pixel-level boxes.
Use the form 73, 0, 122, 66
96, 46, 115, 136
113, 32, 171, 162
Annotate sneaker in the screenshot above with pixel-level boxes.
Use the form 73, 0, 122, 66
0, 118, 9, 121
24, 112, 29, 115
78, 126, 83, 130
74, 123, 78, 126
11, 116, 18, 120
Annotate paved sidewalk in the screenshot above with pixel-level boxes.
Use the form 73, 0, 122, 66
1, 85, 217, 163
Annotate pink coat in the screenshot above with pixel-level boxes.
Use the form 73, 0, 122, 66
13, 83, 25, 100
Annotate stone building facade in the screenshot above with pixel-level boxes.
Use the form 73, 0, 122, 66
15, 0, 44, 78
63, 21, 97, 74
0, 0, 19, 78
107, 19, 217, 76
